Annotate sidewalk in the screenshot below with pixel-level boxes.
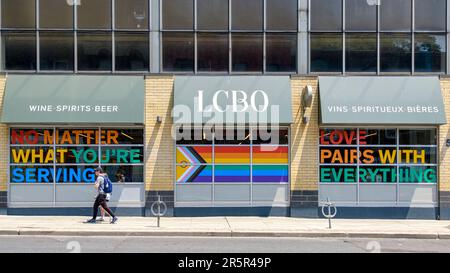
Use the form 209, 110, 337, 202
1, 216, 450, 239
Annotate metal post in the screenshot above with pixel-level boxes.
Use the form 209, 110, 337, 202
321, 198, 337, 229
157, 195, 161, 227
151, 194, 167, 228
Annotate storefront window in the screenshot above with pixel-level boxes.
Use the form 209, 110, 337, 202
77, 32, 112, 71
197, 33, 229, 72
231, 0, 263, 31
309, 0, 447, 74
197, 0, 228, 30
162, 32, 194, 72
399, 129, 437, 145
162, 0, 194, 30
266, 33, 297, 72
345, 0, 377, 31
319, 128, 438, 184
77, 0, 112, 29
1, 0, 36, 28
39, 32, 74, 71
115, 0, 149, 30
39, 0, 74, 29
380, 33, 412, 73
310, 33, 342, 73
415, 0, 446, 31
380, 0, 411, 31
2, 32, 36, 70
310, 0, 342, 31
10, 128, 144, 184
176, 127, 289, 185
231, 33, 263, 72
266, 0, 297, 31
345, 33, 377, 72
414, 34, 446, 73
115, 32, 149, 71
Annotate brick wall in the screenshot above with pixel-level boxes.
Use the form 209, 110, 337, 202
439, 78, 450, 192
0, 75, 7, 195
144, 76, 175, 192
290, 77, 319, 215
290, 76, 319, 192
439, 78, 450, 218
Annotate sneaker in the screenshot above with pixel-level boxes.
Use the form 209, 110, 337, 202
84, 218, 96, 224
110, 217, 118, 224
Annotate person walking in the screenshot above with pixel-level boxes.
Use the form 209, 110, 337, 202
85, 167, 118, 224
97, 193, 111, 222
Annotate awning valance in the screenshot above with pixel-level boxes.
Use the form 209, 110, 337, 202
1, 75, 145, 124
173, 76, 292, 124
319, 76, 447, 125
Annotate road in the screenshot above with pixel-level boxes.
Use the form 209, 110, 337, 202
0, 235, 449, 253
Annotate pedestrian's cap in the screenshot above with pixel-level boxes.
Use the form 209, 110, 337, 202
94, 167, 103, 173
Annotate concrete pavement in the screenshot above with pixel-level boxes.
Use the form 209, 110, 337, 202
2, 236, 450, 253
1, 216, 450, 239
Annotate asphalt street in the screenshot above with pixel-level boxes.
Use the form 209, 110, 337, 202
0, 235, 449, 253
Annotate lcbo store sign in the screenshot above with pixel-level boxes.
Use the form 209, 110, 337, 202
196, 90, 269, 113
173, 76, 292, 124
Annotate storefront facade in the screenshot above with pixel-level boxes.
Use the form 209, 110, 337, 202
172, 76, 292, 215
0, 0, 450, 219
1, 75, 146, 215
142, 75, 450, 219
316, 77, 447, 218
0, 74, 450, 219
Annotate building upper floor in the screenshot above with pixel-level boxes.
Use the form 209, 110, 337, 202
0, 0, 449, 75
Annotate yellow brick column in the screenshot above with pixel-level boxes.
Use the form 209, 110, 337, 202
144, 75, 175, 216
290, 76, 319, 217
0, 75, 7, 211
439, 78, 450, 219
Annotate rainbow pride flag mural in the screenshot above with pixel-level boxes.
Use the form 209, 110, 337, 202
214, 165, 251, 182
176, 165, 212, 183
252, 146, 288, 164
252, 165, 289, 183
176, 145, 289, 183
176, 146, 212, 165
214, 146, 250, 164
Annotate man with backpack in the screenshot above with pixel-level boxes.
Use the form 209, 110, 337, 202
85, 167, 118, 224
97, 195, 111, 222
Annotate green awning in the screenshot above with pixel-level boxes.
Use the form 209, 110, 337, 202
319, 76, 447, 125
173, 76, 293, 124
1, 75, 145, 124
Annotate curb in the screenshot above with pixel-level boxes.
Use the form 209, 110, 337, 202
0, 229, 447, 239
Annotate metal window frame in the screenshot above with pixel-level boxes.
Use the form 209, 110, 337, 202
159, 0, 298, 74
76, 30, 113, 72
174, 125, 290, 208
8, 125, 146, 206
0, 0, 152, 74
112, 32, 151, 72
318, 127, 439, 207
308, 0, 448, 75
0, 30, 38, 72
114, 0, 150, 31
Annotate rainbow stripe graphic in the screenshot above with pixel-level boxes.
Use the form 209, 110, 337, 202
214, 146, 250, 164
214, 165, 250, 182
252, 146, 289, 164
252, 165, 289, 183
176, 146, 212, 165
176, 165, 212, 183
176, 145, 289, 183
